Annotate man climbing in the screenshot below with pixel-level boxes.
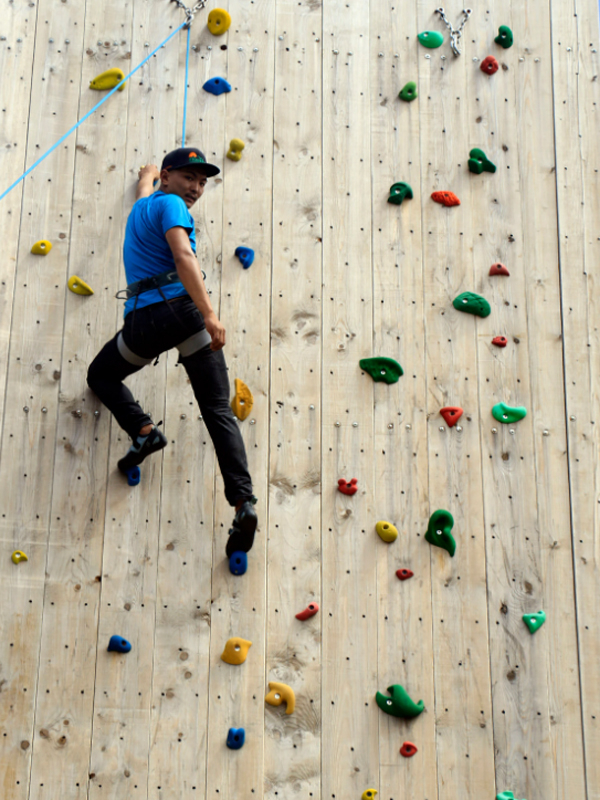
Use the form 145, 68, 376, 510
87, 147, 257, 558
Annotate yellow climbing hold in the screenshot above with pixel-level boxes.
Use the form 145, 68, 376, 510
89, 67, 126, 92
362, 791, 378, 800
227, 138, 245, 162
221, 637, 252, 665
265, 681, 295, 715
68, 275, 94, 296
376, 521, 398, 543
207, 8, 232, 35
31, 240, 52, 255
231, 378, 253, 421
12, 550, 28, 564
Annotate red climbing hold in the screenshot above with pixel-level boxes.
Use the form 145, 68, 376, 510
400, 741, 418, 758
492, 336, 507, 347
431, 191, 460, 207
338, 478, 358, 496
481, 55, 499, 75
440, 406, 463, 427
296, 603, 319, 621
396, 568, 414, 581
489, 262, 510, 276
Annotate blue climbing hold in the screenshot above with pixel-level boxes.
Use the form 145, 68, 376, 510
235, 247, 255, 269
226, 727, 245, 749
125, 466, 140, 486
229, 550, 248, 576
107, 635, 131, 653
203, 77, 232, 96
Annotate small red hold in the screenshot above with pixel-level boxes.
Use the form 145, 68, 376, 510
296, 603, 319, 621
400, 741, 418, 758
481, 55, 499, 75
338, 478, 358, 496
396, 568, 414, 581
431, 191, 460, 207
440, 406, 463, 427
489, 262, 510, 276
492, 336, 507, 348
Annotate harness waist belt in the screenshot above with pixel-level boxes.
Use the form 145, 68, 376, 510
120, 268, 207, 300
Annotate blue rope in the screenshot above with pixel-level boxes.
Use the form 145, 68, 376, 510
0, 20, 187, 202
182, 24, 191, 147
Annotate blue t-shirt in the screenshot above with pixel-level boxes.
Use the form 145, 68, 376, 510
122, 190, 196, 316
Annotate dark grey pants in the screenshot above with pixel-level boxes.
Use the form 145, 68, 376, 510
87, 295, 253, 507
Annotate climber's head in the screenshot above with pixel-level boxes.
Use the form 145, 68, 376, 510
159, 147, 220, 209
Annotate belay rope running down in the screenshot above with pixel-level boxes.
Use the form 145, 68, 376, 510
0, 0, 208, 203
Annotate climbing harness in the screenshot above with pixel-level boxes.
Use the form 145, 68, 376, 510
116, 268, 206, 302
435, 7, 472, 56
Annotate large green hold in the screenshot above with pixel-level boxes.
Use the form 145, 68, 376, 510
418, 30, 444, 49
425, 509, 455, 557
495, 25, 514, 49
359, 357, 403, 384
376, 685, 424, 718
388, 182, 413, 205
399, 81, 418, 102
492, 402, 527, 424
523, 610, 546, 634
453, 292, 491, 318
468, 148, 496, 174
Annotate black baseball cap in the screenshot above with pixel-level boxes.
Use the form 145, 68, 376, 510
161, 147, 220, 177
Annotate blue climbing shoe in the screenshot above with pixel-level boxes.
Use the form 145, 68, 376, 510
118, 423, 167, 473
226, 496, 258, 558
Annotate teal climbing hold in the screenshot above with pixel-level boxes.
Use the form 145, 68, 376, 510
399, 81, 418, 102
425, 509, 456, 557
468, 148, 496, 174
388, 182, 413, 205
359, 357, 403, 384
418, 31, 444, 49
495, 26, 514, 49
376, 685, 424, 718
492, 402, 527, 424
453, 292, 491, 318
523, 610, 546, 634
497, 793, 527, 800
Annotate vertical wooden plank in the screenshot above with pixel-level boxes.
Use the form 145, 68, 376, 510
264, 1, 322, 797
322, 1, 379, 797
204, 0, 274, 797
26, 0, 134, 796
0, 0, 88, 796
370, 3, 437, 799
146, 10, 228, 799
415, 3, 496, 798
551, 0, 600, 796
87, 1, 179, 796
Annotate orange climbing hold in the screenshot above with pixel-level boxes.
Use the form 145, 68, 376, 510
338, 478, 358, 496
489, 262, 510, 276
400, 741, 418, 758
431, 191, 460, 207
396, 568, 413, 581
440, 406, 463, 427
231, 378, 253, 421
492, 336, 507, 348
481, 55, 499, 75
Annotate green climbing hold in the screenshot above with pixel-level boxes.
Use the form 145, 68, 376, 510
497, 792, 527, 800
491, 402, 528, 424
388, 182, 413, 205
523, 610, 546, 634
425, 509, 456, 557
399, 81, 418, 102
453, 292, 491, 318
495, 25, 514, 49
376, 685, 424, 718
468, 148, 496, 175
359, 357, 403, 384
418, 31, 444, 49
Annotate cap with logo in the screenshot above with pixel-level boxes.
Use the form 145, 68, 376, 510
161, 147, 220, 177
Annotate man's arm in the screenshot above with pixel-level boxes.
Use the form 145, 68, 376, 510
165, 226, 226, 350
136, 164, 160, 201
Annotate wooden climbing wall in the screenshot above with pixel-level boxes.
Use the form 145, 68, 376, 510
0, 0, 598, 798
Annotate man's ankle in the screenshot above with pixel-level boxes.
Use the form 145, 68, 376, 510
139, 424, 153, 436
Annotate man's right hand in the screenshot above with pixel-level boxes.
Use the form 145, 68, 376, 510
204, 312, 226, 351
